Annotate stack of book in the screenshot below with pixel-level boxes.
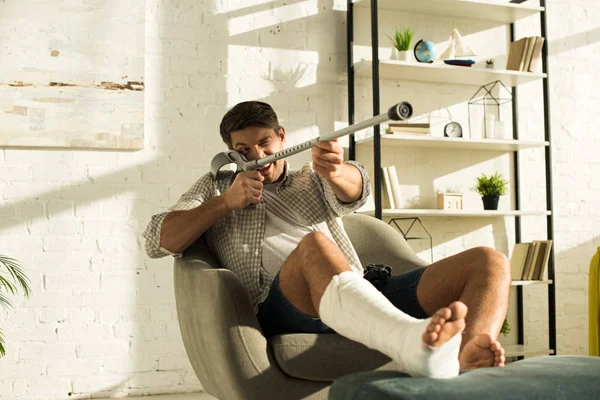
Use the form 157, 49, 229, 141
506, 36, 545, 73
382, 165, 403, 209
509, 240, 553, 281
385, 123, 431, 135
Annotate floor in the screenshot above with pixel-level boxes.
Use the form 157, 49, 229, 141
120, 394, 218, 400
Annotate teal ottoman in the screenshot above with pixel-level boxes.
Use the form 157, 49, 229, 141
329, 356, 600, 399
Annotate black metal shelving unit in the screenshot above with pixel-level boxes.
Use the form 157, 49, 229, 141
347, 0, 556, 358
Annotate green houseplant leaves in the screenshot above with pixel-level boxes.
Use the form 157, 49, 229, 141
0, 255, 31, 357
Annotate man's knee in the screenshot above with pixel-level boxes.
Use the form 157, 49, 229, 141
297, 231, 337, 254
469, 246, 511, 282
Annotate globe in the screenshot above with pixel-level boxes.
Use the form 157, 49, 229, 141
414, 39, 437, 63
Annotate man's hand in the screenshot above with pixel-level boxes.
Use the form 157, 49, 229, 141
312, 138, 344, 180
223, 171, 264, 211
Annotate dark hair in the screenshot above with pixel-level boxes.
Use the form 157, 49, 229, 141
219, 101, 280, 148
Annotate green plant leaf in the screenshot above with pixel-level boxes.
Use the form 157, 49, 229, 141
388, 27, 414, 51
0, 256, 31, 297
0, 328, 5, 357
0, 255, 30, 358
471, 171, 508, 197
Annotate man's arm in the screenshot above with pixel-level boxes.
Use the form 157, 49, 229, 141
323, 163, 363, 204
147, 170, 265, 257
312, 139, 363, 203
159, 195, 230, 255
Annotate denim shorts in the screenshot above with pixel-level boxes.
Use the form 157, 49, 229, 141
256, 266, 429, 338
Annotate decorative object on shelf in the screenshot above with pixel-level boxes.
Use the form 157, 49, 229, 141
436, 191, 463, 211
443, 59, 475, 67
443, 121, 463, 138
0, 255, 31, 356
388, 27, 415, 62
413, 39, 436, 63
472, 171, 508, 210
388, 218, 434, 263
439, 27, 476, 67
486, 59, 494, 69
468, 80, 513, 139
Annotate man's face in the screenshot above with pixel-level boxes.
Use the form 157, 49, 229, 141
230, 126, 286, 184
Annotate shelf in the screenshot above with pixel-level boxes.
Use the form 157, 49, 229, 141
358, 209, 551, 218
511, 280, 553, 287
352, 0, 544, 24
356, 135, 548, 152
504, 345, 555, 358
354, 60, 546, 87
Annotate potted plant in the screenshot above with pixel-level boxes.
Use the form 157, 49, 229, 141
388, 27, 414, 62
501, 316, 511, 336
472, 171, 508, 210
0, 255, 30, 356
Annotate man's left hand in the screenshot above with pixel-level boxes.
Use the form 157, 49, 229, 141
312, 138, 344, 180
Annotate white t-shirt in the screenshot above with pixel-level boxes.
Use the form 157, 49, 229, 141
261, 183, 335, 277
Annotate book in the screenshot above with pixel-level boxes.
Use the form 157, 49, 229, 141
531, 240, 553, 280
527, 36, 546, 72
382, 166, 395, 209
386, 123, 431, 135
506, 37, 528, 71
521, 241, 539, 280
522, 36, 537, 71
386, 166, 404, 208
510, 242, 530, 281
518, 37, 531, 71
389, 123, 431, 128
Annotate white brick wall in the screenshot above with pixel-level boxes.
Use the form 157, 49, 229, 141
0, 0, 597, 398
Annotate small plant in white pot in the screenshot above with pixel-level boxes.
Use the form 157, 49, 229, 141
388, 27, 414, 62
472, 171, 508, 210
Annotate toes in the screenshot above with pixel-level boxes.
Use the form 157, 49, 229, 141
448, 301, 468, 321
422, 330, 439, 345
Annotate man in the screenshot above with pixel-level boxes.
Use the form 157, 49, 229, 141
143, 101, 509, 378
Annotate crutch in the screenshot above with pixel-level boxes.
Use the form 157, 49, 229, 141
210, 102, 413, 177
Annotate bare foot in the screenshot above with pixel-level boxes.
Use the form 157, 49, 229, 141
422, 301, 468, 348
459, 334, 506, 370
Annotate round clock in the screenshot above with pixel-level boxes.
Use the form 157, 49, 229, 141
444, 121, 463, 138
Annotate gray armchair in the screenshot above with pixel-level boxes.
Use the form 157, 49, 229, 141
174, 213, 428, 400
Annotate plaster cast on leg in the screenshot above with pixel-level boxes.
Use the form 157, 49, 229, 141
318, 271, 461, 379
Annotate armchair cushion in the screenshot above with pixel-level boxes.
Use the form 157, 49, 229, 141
269, 333, 398, 381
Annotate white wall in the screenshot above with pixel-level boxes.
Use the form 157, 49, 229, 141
0, 0, 598, 398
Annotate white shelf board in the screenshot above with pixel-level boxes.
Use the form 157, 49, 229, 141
358, 209, 551, 218
356, 135, 548, 152
354, 60, 546, 87
352, 0, 544, 24
511, 280, 553, 287
504, 345, 555, 358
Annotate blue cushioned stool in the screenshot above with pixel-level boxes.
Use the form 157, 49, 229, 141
329, 356, 600, 400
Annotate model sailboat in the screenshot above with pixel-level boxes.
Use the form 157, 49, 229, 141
440, 28, 477, 66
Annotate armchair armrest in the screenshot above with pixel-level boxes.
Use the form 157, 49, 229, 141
173, 238, 328, 400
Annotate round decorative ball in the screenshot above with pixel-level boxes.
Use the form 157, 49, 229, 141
414, 39, 437, 63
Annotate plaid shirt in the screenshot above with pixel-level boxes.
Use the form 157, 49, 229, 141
142, 161, 371, 312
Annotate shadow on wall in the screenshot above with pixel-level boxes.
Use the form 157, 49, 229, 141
0, 0, 351, 398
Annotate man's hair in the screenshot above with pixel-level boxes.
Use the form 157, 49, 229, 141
219, 101, 280, 149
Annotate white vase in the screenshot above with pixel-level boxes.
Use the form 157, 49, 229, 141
392, 48, 412, 62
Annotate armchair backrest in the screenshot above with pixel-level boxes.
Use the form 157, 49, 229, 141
342, 213, 428, 275
182, 213, 428, 275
